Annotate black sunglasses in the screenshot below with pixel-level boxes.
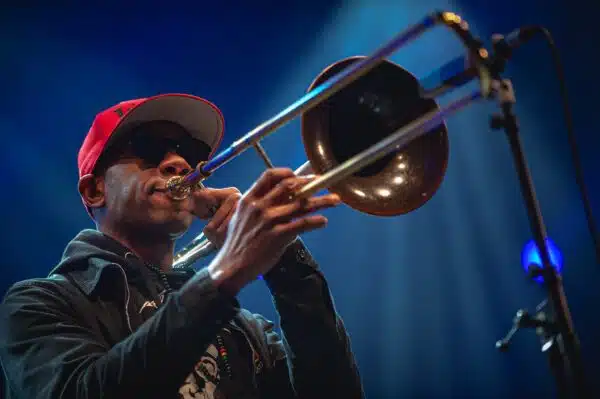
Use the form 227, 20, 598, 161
128, 132, 211, 168
101, 130, 212, 171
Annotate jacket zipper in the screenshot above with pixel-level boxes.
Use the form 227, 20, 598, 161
230, 323, 263, 388
114, 264, 133, 333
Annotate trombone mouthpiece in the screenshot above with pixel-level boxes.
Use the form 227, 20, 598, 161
166, 164, 211, 201
166, 175, 193, 201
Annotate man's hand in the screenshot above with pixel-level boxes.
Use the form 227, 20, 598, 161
207, 168, 341, 296
192, 186, 241, 248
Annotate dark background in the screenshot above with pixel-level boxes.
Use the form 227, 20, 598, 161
1, 1, 599, 397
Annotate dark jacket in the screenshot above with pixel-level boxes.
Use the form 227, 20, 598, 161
0, 230, 363, 398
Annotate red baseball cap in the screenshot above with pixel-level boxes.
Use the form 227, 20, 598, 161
78, 93, 225, 179
78, 93, 225, 217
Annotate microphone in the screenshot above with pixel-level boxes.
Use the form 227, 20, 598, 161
494, 26, 540, 49
492, 26, 541, 63
419, 26, 541, 97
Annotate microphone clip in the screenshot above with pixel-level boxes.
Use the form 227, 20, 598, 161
489, 26, 541, 75
490, 34, 513, 75
495, 300, 557, 353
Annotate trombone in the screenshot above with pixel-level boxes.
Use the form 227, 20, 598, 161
172, 11, 496, 269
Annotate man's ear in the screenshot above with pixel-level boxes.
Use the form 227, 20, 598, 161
78, 173, 106, 210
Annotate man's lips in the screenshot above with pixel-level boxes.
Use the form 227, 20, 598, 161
148, 185, 193, 212
147, 179, 169, 195
150, 186, 168, 194
149, 184, 190, 205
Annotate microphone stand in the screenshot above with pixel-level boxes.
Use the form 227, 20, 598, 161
489, 47, 588, 397
496, 300, 570, 397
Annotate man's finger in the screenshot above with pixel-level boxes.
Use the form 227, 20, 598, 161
194, 187, 240, 204
257, 175, 317, 208
273, 214, 329, 238
216, 204, 237, 236
204, 193, 240, 231
193, 187, 239, 219
264, 193, 341, 226
245, 168, 296, 199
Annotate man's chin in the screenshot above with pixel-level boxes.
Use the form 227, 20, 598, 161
165, 214, 193, 237
146, 210, 194, 238
166, 219, 192, 240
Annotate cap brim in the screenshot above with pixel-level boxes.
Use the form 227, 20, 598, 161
111, 93, 224, 157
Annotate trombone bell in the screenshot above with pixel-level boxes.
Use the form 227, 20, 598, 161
301, 56, 450, 216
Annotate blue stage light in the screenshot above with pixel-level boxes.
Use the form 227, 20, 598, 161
521, 238, 563, 283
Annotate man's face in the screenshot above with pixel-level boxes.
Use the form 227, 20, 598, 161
94, 121, 211, 239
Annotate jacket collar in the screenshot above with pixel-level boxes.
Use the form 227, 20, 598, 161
48, 229, 143, 296
49, 229, 195, 297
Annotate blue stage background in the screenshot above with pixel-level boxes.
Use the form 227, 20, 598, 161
1, 1, 599, 397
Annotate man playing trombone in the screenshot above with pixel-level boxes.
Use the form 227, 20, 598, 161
0, 94, 364, 398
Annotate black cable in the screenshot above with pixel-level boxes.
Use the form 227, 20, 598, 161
533, 26, 600, 265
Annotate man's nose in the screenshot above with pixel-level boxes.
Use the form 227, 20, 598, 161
159, 152, 191, 177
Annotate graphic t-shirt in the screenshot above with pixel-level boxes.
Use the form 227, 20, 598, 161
178, 339, 222, 398
126, 265, 260, 399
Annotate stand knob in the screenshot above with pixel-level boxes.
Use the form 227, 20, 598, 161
496, 303, 554, 353
495, 338, 512, 352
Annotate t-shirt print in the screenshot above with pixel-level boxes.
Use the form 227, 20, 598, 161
178, 342, 226, 399
135, 289, 231, 398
